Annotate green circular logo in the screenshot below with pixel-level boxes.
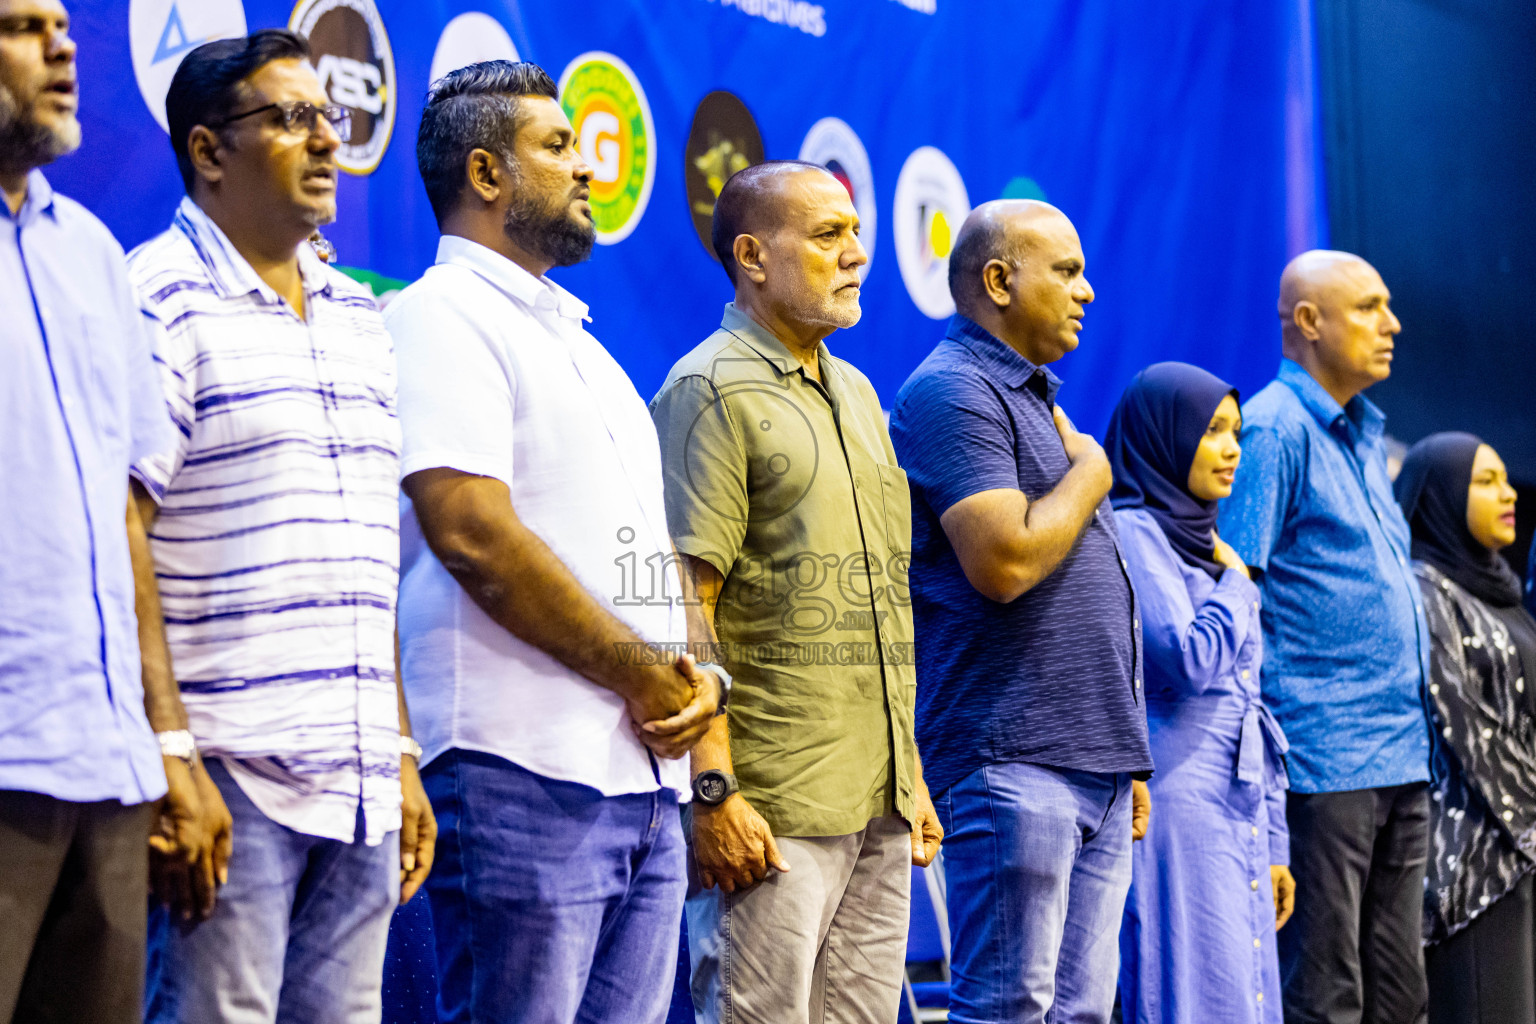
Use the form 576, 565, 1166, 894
558, 52, 655, 245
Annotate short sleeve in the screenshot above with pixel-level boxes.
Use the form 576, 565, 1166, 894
889, 370, 1018, 517
115, 256, 174, 473
129, 305, 194, 501
649, 374, 748, 578
387, 288, 516, 488
1217, 423, 1296, 573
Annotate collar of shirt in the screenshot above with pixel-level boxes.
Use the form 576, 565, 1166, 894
946, 313, 1062, 404
717, 301, 844, 391
171, 196, 333, 308
1277, 357, 1386, 445
435, 234, 592, 324
3, 169, 56, 227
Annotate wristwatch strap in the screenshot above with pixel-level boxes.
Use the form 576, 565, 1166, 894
156, 729, 197, 763
696, 661, 732, 715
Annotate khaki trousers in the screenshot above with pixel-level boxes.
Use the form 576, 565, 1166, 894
686, 814, 912, 1024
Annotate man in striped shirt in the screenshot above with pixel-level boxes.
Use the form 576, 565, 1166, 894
129, 31, 434, 1023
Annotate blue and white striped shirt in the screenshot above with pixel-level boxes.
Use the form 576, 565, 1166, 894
129, 198, 402, 845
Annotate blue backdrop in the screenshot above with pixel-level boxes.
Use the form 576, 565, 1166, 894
52, 0, 1323, 435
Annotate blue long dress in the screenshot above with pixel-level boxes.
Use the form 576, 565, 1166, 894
1116, 509, 1289, 1024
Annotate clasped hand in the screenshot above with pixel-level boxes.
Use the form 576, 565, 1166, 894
628, 652, 719, 759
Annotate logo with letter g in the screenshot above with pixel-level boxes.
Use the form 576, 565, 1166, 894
558, 51, 655, 245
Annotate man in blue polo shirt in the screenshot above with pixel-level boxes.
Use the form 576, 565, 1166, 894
890, 199, 1152, 1024
1219, 250, 1432, 1024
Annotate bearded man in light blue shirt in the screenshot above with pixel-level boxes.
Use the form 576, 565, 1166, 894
0, 2, 220, 1021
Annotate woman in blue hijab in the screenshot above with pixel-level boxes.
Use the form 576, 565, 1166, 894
1109, 363, 1292, 1024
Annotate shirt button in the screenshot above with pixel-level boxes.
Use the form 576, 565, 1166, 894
1241, 670, 1251, 680
1254, 938, 1262, 949
1251, 826, 1259, 837
1257, 993, 1265, 1003
1251, 879, 1260, 891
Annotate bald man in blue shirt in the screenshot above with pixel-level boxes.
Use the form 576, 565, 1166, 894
1220, 250, 1433, 1024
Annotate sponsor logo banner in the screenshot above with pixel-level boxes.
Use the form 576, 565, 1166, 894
798, 116, 876, 280
685, 91, 765, 260
290, 0, 396, 176
428, 11, 520, 87
130, 0, 247, 132
892, 145, 969, 319
559, 52, 656, 245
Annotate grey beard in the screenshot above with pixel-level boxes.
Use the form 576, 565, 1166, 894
503, 189, 596, 268
0, 82, 79, 175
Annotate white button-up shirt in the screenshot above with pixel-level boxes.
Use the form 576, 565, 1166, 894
130, 199, 402, 845
388, 235, 688, 800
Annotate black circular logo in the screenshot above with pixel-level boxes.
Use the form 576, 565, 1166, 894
684, 91, 765, 260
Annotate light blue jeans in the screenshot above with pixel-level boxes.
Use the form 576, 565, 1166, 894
936, 762, 1133, 1024
145, 759, 399, 1024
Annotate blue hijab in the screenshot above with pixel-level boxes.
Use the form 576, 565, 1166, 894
1105, 362, 1238, 580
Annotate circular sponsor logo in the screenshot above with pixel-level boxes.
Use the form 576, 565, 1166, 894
558, 52, 655, 245
130, 0, 248, 132
798, 117, 876, 280
892, 146, 970, 319
684, 91, 764, 260
290, 0, 396, 176
428, 12, 520, 87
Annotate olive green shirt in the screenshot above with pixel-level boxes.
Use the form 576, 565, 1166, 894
650, 304, 917, 838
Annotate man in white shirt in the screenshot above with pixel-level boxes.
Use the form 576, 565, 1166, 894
388, 61, 722, 1024
132, 32, 434, 1023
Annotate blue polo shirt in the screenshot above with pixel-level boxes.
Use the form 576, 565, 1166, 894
890, 316, 1152, 796
1218, 360, 1431, 794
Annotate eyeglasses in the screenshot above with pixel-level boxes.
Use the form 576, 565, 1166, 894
214, 101, 352, 143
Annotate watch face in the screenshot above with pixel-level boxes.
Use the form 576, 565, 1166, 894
698, 774, 727, 803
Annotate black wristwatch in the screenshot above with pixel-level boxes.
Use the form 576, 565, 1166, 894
697, 661, 732, 716
692, 769, 739, 806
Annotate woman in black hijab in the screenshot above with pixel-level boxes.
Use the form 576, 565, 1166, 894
1395, 432, 1536, 1024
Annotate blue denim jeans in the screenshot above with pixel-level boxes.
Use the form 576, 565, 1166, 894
936, 762, 1133, 1024
145, 759, 399, 1024
423, 749, 686, 1024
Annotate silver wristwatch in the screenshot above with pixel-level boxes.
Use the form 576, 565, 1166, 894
400, 735, 423, 761
696, 661, 732, 715
156, 729, 197, 764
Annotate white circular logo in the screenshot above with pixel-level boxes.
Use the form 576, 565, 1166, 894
130, 0, 248, 132
892, 146, 970, 319
290, 0, 397, 176
798, 117, 876, 281
428, 12, 520, 88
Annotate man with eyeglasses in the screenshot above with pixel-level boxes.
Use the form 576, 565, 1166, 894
0, 2, 217, 1020
128, 30, 436, 1023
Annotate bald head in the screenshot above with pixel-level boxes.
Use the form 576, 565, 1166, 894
946, 199, 1093, 366
712, 160, 835, 283
948, 200, 1072, 316
1276, 248, 1401, 401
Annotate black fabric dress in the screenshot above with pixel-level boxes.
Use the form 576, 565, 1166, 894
1417, 563, 1536, 1024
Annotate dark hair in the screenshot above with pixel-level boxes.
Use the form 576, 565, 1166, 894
416, 60, 558, 226
165, 29, 311, 192
947, 213, 1021, 316
710, 160, 827, 284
